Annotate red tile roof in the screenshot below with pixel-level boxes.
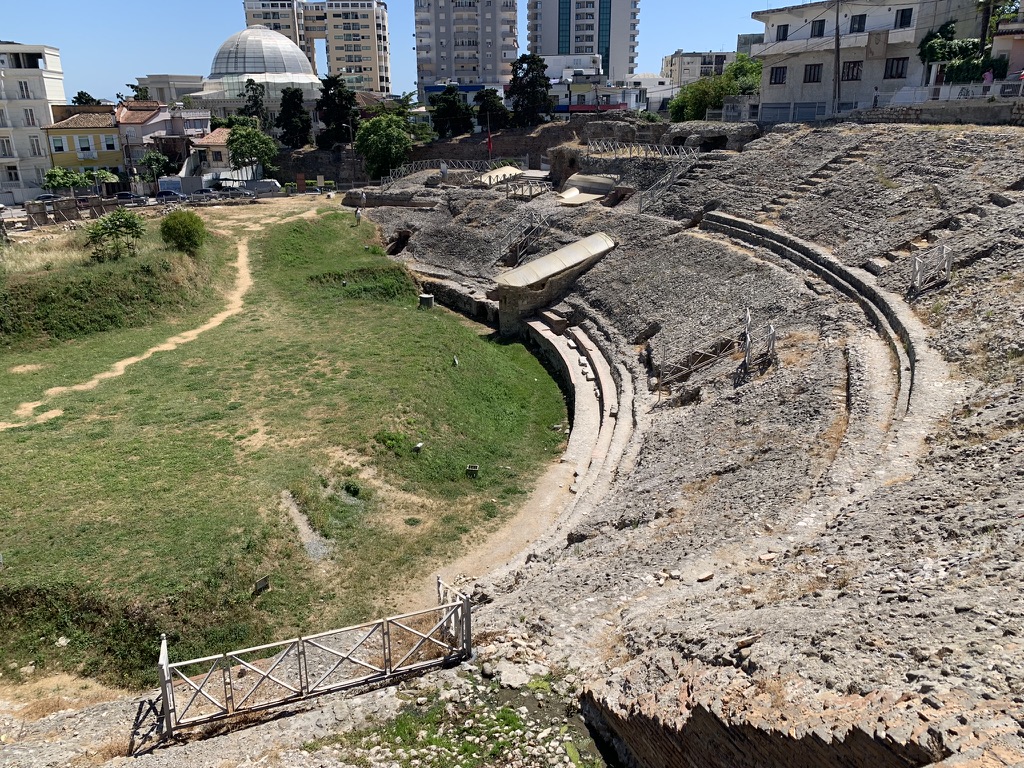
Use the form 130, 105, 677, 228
191, 127, 232, 146
44, 112, 116, 130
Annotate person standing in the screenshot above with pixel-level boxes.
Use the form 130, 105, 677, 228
354, 207, 362, 225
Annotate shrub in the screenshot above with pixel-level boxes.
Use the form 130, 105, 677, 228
86, 208, 145, 263
160, 209, 208, 256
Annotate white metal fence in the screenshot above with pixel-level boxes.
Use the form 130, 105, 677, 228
495, 209, 548, 265
381, 158, 525, 190
910, 243, 952, 293
587, 139, 699, 161
636, 163, 689, 214
157, 579, 471, 736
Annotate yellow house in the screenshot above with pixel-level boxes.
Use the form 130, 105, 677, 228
42, 111, 124, 175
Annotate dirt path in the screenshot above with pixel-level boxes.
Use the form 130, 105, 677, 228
0, 238, 252, 432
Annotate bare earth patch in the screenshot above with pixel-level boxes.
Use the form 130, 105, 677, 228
7, 364, 44, 374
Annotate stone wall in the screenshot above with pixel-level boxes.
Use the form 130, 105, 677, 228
853, 99, 1024, 126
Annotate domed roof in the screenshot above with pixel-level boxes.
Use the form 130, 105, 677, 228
209, 26, 314, 79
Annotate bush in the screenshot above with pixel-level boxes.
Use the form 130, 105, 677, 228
160, 209, 208, 256
86, 208, 145, 263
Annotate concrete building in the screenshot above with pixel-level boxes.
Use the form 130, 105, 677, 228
750, 0, 983, 121
243, 0, 392, 93
735, 33, 764, 57
415, 0, 519, 103
115, 101, 211, 179
527, 0, 640, 84
43, 111, 123, 175
135, 75, 206, 104
660, 50, 736, 88
992, 11, 1024, 76
0, 42, 66, 205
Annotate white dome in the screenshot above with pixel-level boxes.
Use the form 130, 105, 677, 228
209, 26, 314, 79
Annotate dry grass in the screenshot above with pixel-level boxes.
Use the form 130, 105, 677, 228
0, 674, 125, 721
3, 231, 91, 274
71, 736, 131, 764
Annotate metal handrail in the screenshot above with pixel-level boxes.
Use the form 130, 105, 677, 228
587, 139, 699, 161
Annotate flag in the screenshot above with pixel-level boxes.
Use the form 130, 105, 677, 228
487, 129, 493, 155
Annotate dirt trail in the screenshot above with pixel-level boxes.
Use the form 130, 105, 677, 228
0, 238, 252, 432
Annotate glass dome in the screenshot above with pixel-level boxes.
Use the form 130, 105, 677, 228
209, 26, 315, 79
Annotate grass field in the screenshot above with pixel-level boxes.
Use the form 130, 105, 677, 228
0, 202, 566, 686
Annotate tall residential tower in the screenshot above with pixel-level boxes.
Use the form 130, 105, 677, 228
527, 0, 639, 83
242, 0, 392, 93
414, 0, 519, 103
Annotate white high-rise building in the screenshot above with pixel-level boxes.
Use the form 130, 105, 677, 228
414, 0, 519, 103
527, 0, 639, 84
0, 42, 65, 205
242, 0, 392, 93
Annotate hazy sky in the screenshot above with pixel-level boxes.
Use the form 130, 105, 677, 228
5, 0, 766, 101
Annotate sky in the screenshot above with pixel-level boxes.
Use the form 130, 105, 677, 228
4, 0, 767, 102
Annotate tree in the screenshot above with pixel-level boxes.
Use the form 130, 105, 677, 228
227, 125, 279, 179
723, 54, 762, 95
355, 114, 412, 179
42, 167, 88, 197
86, 169, 118, 195
366, 91, 415, 120
86, 208, 145, 262
237, 78, 270, 130
160, 210, 208, 256
210, 114, 259, 131
429, 85, 475, 138
140, 150, 173, 182
316, 74, 360, 149
507, 54, 553, 128
116, 83, 150, 102
181, 95, 197, 109
473, 88, 511, 131
72, 91, 101, 106
276, 87, 312, 148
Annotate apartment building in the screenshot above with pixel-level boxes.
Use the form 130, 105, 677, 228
526, 0, 639, 84
660, 50, 736, 88
415, 0, 519, 103
242, 0, 392, 93
43, 111, 123, 176
0, 42, 66, 205
750, 0, 982, 120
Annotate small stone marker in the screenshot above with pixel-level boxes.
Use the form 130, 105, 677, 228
696, 571, 714, 583
253, 575, 271, 595
466, 464, 480, 478
758, 552, 779, 563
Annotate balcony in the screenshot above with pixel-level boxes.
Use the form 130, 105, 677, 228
77, 150, 98, 160
750, 26, 914, 57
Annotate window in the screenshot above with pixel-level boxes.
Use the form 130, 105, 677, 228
0, 138, 12, 157
841, 60, 863, 81
23, 108, 36, 127
18, 80, 30, 99
78, 136, 91, 152
810, 19, 825, 37
213, 150, 223, 162
51, 136, 65, 152
775, 24, 789, 41
29, 136, 43, 156
804, 63, 823, 83
104, 135, 117, 151
769, 66, 787, 84
895, 8, 912, 28
6, 165, 19, 182
849, 14, 866, 33
884, 56, 909, 78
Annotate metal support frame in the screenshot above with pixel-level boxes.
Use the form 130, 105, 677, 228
587, 139, 699, 161
637, 164, 688, 214
494, 209, 548, 265
910, 243, 952, 292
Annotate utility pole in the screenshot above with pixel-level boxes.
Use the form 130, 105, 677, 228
833, 0, 842, 115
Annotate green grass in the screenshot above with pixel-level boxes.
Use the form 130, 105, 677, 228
0, 208, 566, 686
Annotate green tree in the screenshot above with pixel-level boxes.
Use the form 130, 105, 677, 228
366, 91, 415, 120
276, 87, 312, 148
227, 125, 279, 179
86, 169, 118, 195
237, 78, 271, 130
181, 95, 196, 109
139, 150, 173, 182
316, 75, 361, 149
210, 114, 259, 131
473, 88, 511, 131
429, 85, 475, 138
723, 54, 762, 95
86, 207, 145, 262
355, 114, 412, 179
71, 91, 102, 106
507, 54, 552, 128
116, 83, 150, 102
42, 167, 88, 197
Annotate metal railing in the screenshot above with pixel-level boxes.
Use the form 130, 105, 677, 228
505, 179, 552, 199
157, 578, 471, 737
587, 139, 698, 161
495, 209, 548, 265
910, 243, 952, 293
380, 158, 524, 190
658, 309, 777, 395
637, 163, 688, 214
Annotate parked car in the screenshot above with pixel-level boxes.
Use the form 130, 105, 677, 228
35, 193, 59, 202
190, 188, 220, 201
115, 191, 148, 205
221, 187, 255, 198
155, 190, 188, 203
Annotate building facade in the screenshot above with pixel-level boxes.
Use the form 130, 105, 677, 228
527, 0, 639, 84
0, 42, 66, 204
135, 74, 206, 104
243, 0, 392, 93
415, 0, 519, 103
43, 112, 123, 176
750, 0, 983, 121
660, 50, 736, 88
